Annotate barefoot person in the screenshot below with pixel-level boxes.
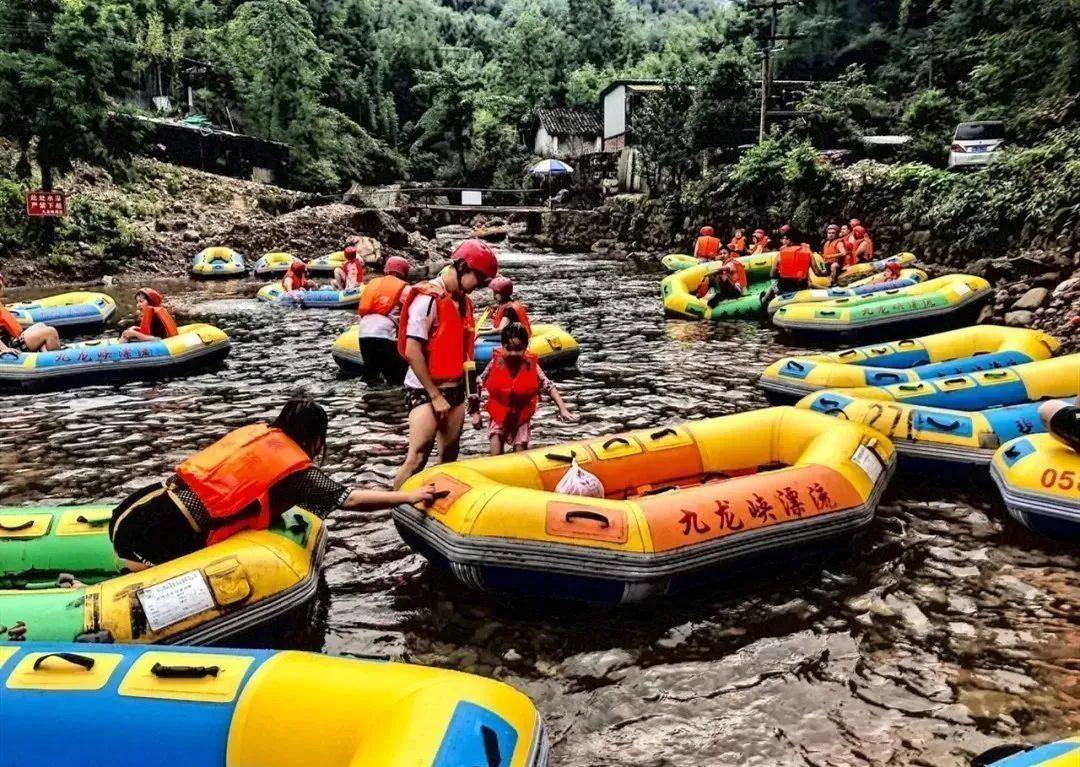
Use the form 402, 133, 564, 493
110, 394, 436, 570
1039, 396, 1080, 452
333, 246, 365, 290
0, 304, 60, 353
120, 288, 179, 343
392, 240, 499, 489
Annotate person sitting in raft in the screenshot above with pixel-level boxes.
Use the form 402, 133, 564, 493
357, 255, 411, 385
1039, 396, 1080, 453
728, 228, 747, 255
849, 225, 875, 264
489, 276, 532, 335
333, 246, 365, 291
0, 304, 60, 354
863, 260, 903, 286
120, 288, 179, 343
696, 245, 747, 304
821, 223, 849, 283
769, 226, 814, 297
109, 394, 437, 570
282, 260, 316, 292
749, 228, 771, 255
471, 322, 575, 454
693, 226, 721, 261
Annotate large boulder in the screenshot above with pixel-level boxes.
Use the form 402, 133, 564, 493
1010, 287, 1049, 310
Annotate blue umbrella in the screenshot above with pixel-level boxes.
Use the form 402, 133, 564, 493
528, 159, 574, 176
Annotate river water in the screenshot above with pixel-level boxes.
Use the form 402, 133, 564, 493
1, 251, 1076, 766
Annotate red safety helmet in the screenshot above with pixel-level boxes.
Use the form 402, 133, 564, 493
288, 261, 308, 275
853, 225, 868, 239
137, 287, 163, 307
452, 239, 499, 281
885, 261, 902, 274
489, 276, 514, 296
384, 256, 409, 278
344, 246, 358, 259
778, 224, 792, 236
699, 226, 715, 237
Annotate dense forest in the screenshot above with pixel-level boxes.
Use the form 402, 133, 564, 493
0, 0, 1077, 192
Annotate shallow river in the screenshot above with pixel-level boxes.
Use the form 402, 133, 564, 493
1, 251, 1076, 766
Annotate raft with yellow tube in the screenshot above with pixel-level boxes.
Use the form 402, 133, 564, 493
5, 291, 116, 331
0, 506, 324, 645
992, 434, 1080, 540
767, 268, 928, 314
797, 354, 1080, 467
661, 256, 776, 320
397, 407, 895, 603
191, 247, 247, 278
308, 250, 345, 274
0, 323, 231, 389
0, 642, 549, 767
772, 274, 992, 336
257, 282, 363, 309
760, 326, 1060, 403
977, 737, 1080, 767
833, 252, 919, 285
252, 251, 301, 277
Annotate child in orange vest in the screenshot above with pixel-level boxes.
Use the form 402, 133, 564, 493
471, 322, 575, 455
121, 288, 179, 343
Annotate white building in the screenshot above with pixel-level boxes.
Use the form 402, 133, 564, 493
600, 79, 666, 152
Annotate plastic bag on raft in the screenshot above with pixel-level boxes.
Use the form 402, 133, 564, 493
554, 458, 605, 498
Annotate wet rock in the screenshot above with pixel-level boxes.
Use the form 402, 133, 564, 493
560, 649, 635, 681
502, 648, 522, 663
1004, 310, 1034, 327
1011, 287, 1048, 310
181, 229, 201, 242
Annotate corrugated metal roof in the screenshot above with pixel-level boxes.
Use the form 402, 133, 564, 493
537, 108, 602, 136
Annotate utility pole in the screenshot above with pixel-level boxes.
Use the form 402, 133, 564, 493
742, 0, 806, 141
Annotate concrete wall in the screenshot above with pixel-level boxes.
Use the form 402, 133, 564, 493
603, 86, 626, 140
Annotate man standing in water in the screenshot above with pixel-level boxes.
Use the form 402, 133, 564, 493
393, 239, 499, 489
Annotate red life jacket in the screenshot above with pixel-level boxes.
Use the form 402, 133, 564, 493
341, 259, 364, 288
724, 257, 748, 290
358, 275, 407, 317
176, 424, 314, 545
0, 306, 23, 339
850, 238, 874, 265
138, 306, 179, 338
822, 238, 845, 264
777, 244, 814, 280
695, 236, 721, 259
396, 281, 475, 384
750, 236, 770, 255
491, 301, 533, 336
485, 349, 541, 429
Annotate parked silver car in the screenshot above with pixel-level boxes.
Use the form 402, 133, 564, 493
948, 121, 1005, 169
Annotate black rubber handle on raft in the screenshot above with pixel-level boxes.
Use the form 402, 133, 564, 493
481, 725, 503, 767
1004, 446, 1020, 458
602, 437, 631, 450
151, 662, 220, 679
785, 360, 806, 370
898, 339, 916, 346
33, 653, 95, 671
0, 519, 33, 532
76, 515, 110, 528
925, 417, 961, 432
0, 351, 19, 359
872, 372, 901, 382
870, 347, 888, 354
838, 350, 856, 358
819, 397, 840, 407
943, 377, 967, 385
983, 371, 1008, 379
819, 310, 837, 316
564, 510, 610, 528
650, 428, 677, 440
898, 384, 923, 391
544, 451, 576, 463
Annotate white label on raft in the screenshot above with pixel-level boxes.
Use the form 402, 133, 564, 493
138, 571, 216, 631
851, 444, 884, 483
182, 334, 201, 349
954, 282, 972, 297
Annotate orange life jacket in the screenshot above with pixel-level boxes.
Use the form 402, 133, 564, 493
491, 301, 532, 337
341, 259, 364, 288
728, 236, 746, 254
750, 236, 770, 255
358, 275, 407, 317
725, 256, 748, 291
485, 349, 541, 429
396, 281, 475, 385
822, 238, 845, 264
777, 244, 814, 280
138, 306, 179, 338
0, 306, 23, 339
695, 236, 721, 259
176, 424, 313, 545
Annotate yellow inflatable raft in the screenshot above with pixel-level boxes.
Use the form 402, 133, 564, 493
308, 250, 345, 274
1, 641, 548, 767
252, 251, 300, 277
5, 291, 116, 331
992, 434, 1080, 540
772, 274, 992, 336
760, 326, 1060, 402
398, 407, 895, 603
0, 323, 231, 389
767, 268, 929, 314
833, 252, 918, 285
191, 247, 247, 278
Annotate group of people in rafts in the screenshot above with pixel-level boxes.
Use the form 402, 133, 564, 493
279, 244, 369, 292
691, 219, 887, 306
98, 239, 574, 570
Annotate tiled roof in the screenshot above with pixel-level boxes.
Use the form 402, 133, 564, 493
537, 108, 602, 136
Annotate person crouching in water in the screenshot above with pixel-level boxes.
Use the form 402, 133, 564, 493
357, 256, 411, 385
334, 245, 365, 291
471, 322, 575, 454
693, 226, 721, 261
283, 260, 315, 291
489, 276, 532, 334
0, 305, 60, 353
121, 288, 179, 343
110, 394, 436, 570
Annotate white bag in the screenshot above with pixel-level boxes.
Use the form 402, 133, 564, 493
554, 458, 605, 498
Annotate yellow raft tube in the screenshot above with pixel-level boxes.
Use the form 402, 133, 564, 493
398, 407, 895, 603
5, 291, 116, 331
1, 641, 548, 767
760, 326, 1061, 402
191, 247, 247, 278
992, 434, 1080, 540
308, 250, 346, 274
767, 268, 928, 314
252, 251, 301, 277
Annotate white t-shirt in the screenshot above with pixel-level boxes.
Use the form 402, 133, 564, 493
358, 306, 400, 341
402, 278, 451, 390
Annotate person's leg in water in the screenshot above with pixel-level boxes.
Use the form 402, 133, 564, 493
393, 404, 439, 489
435, 401, 466, 464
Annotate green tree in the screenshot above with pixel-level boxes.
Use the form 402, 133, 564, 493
495, 6, 572, 118
794, 65, 892, 148
634, 71, 694, 186
411, 54, 487, 181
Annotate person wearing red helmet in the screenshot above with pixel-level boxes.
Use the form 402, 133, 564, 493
749, 228, 771, 255
821, 223, 849, 283
282, 260, 315, 292
728, 228, 747, 255
393, 239, 498, 489
863, 260, 903, 286
121, 288, 179, 343
849, 225, 875, 265
693, 226, 721, 261
489, 276, 532, 336
333, 246, 365, 291
357, 256, 412, 385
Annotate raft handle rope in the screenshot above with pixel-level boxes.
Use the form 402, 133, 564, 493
650, 428, 678, 440
819, 397, 840, 408
784, 360, 806, 370
924, 416, 962, 432
564, 510, 610, 528
0, 518, 34, 531
898, 384, 924, 391
871, 372, 901, 383
151, 662, 221, 679
983, 371, 1009, 379
602, 437, 632, 450
76, 514, 110, 528
1004, 446, 1021, 458
33, 652, 95, 671
544, 451, 577, 463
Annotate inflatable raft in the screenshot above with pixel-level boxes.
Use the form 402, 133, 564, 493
661, 258, 774, 320
772, 274, 991, 336
396, 407, 895, 603
760, 326, 1060, 403
992, 434, 1080, 540
977, 737, 1080, 767
331, 323, 579, 376
308, 250, 345, 275
257, 282, 363, 309
797, 354, 1080, 467
252, 251, 300, 277
0, 642, 548, 767
0, 324, 230, 389
5, 292, 116, 331
834, 252, 919, 286
0, 505, 324, 645
767, 268, 928, 314
191, 247, 246, 279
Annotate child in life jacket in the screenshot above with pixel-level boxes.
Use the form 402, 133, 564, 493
333, 246, 365, 290
471, 322, 575, 455
121, 288, 179, 343
488, 276, 532, 335
728, 228, 747, 255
